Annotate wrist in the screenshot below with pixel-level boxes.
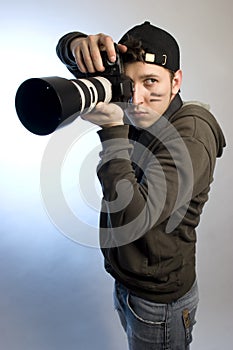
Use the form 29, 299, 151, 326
101, 122, 124, 128
98, 124, 129, 141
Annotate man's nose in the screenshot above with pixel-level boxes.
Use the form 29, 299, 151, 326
132, 85, 144, 105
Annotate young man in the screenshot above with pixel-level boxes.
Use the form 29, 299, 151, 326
56, 21, 226, 349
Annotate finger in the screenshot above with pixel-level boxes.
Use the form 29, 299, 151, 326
74, 37, 102, 73
87, 35, 106, 72
98, 34, 117, 63
95, 101, 109, 113
70, 38, 88, 73
117, 43, 128, 54
79, 39, 99, 73
72, 42, 94, 73
74, 48, 88, 73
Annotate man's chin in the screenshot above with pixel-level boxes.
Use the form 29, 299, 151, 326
133, 120, 154, 129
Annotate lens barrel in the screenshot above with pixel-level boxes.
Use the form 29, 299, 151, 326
15, 76, 112, 135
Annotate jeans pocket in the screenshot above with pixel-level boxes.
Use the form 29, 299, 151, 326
126, 292, 167, 346
182, 305, 197, 346
127, 293, 166, 325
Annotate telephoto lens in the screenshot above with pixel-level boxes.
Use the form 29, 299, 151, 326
15, 76, 112, 135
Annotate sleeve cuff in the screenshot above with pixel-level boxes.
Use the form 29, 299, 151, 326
97, 125, 129, 142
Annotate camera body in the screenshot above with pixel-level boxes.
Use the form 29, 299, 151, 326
15, 44, 133, 135
98, 46, 132, 102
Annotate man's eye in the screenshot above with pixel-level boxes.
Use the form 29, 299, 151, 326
144, 78, 158, 85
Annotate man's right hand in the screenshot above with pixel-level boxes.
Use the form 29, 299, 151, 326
70, 33, 127, 74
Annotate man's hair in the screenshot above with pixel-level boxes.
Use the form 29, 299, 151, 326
121, 35, 145, 63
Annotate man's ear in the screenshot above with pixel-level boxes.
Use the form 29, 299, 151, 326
172, 69, 182, 95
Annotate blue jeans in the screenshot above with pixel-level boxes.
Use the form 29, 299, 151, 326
113, 280, 199, 350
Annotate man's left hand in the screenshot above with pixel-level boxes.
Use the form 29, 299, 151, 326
81, 102, 124, 128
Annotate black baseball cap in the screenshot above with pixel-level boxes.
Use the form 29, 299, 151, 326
118, 21, 180, 72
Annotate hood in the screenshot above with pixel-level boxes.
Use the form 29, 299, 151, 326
174, 101, 226, 157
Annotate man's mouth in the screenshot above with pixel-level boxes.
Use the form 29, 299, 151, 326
126, 106, 148, 117
131, 112, 147, 118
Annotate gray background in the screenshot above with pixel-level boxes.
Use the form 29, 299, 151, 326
1, 0, 232, 349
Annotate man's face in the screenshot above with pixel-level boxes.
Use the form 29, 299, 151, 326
124, 61, 182, 128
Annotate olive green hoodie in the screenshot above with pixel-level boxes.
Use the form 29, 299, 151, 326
97, 96, 226, 303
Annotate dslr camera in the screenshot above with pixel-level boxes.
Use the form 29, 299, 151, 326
15, 45, 133, 135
